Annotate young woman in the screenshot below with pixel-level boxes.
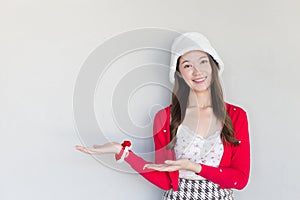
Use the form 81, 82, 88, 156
75, 32, 250, 200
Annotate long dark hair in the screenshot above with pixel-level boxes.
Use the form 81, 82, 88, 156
166, 53, 240, 150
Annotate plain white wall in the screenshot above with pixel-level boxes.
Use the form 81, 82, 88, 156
1, 0, 299, 199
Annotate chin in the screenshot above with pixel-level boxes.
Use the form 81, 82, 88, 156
194, 89, 209, 93
191, 84, 210, 93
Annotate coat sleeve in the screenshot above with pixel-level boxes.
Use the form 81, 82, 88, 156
195, 108, 251, 190
124, 110, 172, 190
124, 152, 172, 190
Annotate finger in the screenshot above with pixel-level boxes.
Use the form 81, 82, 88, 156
164, 160, 174, 164
79, 148, 91, 154
93, 144, 102, 149
76, 146, 94, 154
144, 165, 161, 170
75, 146, 88, 152
162, 166, 179, 171
75, 145, 83, 150
143, 164, 150, 170
144, 164, 174, 171
149, 165, 179, 172
76, 146, 91, 151
164, 160, 181, 165
145, 166, 166, 171
144, 164, 167, 168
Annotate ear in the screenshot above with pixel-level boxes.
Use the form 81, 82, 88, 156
175, 71, 183, 78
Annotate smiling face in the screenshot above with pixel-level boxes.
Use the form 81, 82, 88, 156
176, 50, 212, 93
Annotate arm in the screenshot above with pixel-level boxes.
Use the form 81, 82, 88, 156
124, 151, 172, 190
124, 110, 172, 190
196, 110, 250, 190
76, 110, 173, 190
76, 142, 172, 190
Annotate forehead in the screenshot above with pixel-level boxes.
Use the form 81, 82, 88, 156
180, 50, 208, 60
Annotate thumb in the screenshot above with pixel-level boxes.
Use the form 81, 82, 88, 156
93, 144, 103, 149
164, 160, 173, 164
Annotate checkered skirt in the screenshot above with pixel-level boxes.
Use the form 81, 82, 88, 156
162, 178, 234, 200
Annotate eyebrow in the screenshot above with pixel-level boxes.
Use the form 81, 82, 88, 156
180, 55, 208, 65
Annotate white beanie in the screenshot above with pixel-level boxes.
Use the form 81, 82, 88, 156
169, 32, 224, 84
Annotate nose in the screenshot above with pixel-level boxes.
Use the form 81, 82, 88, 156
192, 65, 202, 75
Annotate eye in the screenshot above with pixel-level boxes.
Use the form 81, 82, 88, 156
184, 64, 192, 68
200, 60, 208, 64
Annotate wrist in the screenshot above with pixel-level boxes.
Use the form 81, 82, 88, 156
188, 161, 201, 173
195, 163, 202, 173
115, 140, 132, 163
115, 144, 122, 154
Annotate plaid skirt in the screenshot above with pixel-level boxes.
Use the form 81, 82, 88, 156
162, 178, 234, 200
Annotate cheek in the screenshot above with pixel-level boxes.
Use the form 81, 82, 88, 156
179, 73, 194, 87
206, 76, 212, 85
204, 64, 212, 74
181, 71, 194, 82
205, 67, 213, 82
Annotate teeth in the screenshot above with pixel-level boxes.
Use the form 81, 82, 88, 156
194, 77, 206, 82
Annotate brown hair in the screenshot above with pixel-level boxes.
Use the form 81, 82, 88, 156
166, 53, 240, 150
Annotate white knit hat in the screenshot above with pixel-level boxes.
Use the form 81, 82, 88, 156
169, 32, 224, 84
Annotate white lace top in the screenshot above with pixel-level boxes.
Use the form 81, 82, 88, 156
174, 124, 224, 180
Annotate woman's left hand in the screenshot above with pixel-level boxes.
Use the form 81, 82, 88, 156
143, 159, 201, 173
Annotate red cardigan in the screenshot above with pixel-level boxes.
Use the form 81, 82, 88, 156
125, 102, 250, 191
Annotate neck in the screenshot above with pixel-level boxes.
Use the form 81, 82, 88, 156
187, 88, 212, 108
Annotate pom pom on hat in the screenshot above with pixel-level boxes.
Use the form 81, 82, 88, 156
169, 32, 224, 84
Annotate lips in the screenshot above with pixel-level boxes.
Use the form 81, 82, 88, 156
193, 76, 207, 83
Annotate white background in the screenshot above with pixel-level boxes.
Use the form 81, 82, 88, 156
1, 0, 299, 199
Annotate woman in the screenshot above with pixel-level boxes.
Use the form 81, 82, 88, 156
75, 32, 250, 200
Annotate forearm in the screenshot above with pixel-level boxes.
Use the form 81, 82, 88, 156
125, 151, 172, 190
186, 161, 202, 173
197, 164, 249, 190
194, 108, 250, 190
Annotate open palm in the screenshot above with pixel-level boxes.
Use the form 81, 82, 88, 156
75, 142, 121, 155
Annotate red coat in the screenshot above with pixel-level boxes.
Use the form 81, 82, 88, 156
125, 102, 250, 191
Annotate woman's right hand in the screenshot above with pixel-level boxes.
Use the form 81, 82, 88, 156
75, 142, 122, 155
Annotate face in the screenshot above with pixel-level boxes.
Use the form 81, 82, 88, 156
176, 50, 212, 92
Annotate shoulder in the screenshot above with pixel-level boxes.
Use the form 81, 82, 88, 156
153, 104, 171, 128
154, 104, 171, 119
155, 104, 172, 118
225, 102, 248, 120
225, 102, 249, 131
225, 102, 249, 138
